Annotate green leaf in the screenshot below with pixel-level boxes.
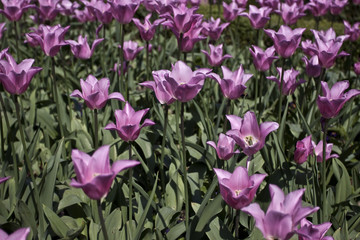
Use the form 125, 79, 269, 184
43, 204, 70, 238
155, 207, 177, 231
205, 217, 235, 240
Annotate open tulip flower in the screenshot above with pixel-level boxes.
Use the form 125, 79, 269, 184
207, 133, 240, 160
201, 44, 232, 67
343, 20, 360, 42
0, 52, 42, 95
0, 176, 10, 184
222, 1, 245, 22
133, 14, 165, 42
84, 0, 113, 24
297, 219, 333, 240
0, 227, 30, 240
313, 140, 339, 162
226, 111, 279, 156
104, 101, 155, 142
35, 0, 60, 21
180, 19, 206, 52
302, 55, 322, 77
329, 0, 348, 15
214, 166, 267, 209
119, 40, 144, 62
317, 81, 360, 119
264, 25, 306, 58
70, 75, 125, 110
249, 45, 278, 72
240, 5, 272, 29
267, 67, 305, 95
242, 184, 319, 240
0, 0, 34, 21
294, 135, 314, 164
109, 0, 140, 24
70, 145, 140, 200
276, 2, 306, 26
66, 35, 104, 60
301, 39, 318, 57
201, 17, 230, 41
305, 0, 329, 16
257, 0, 280, 11
75, 7, 96, 23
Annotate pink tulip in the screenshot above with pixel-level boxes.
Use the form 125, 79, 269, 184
223, 1, 245, 22
301, 39, 318, 57
317, 81, 360, 119
276, 3, 306, 26
201, 44, 232, 67
267, 67, 305, 95
249, 45, 278, 71
234, 0, 248, 8
313, 140, 339, 162
257, 0, 280, 11
119, 40, 144, 62
330, 0, 348, 15
201, 17, 230, 41
226, 111, 279, 156
58, 0, 80, 16
302, 55, 322, 77
0, 0, 34, 21
240, 5, 271, 29
343, 20, 360, 42
84, 0, 113, 24
0, 227, 30, 240
0, 22, 6, 40
179, 19, 206, 52
133, 14, 165, 42
74, 8, 96, 23
70, 145, 140, 199
109, 0, 140, 24
207, 133, 240, 160
354, 61, 360, 75
214, 166, 267, 209
104, 102, 155, 142
294, 135, 314, 164
70, 75, 125, 110
306, 0, 329, 16
35, 0, 61, 21
0, 176, 10, 184
66, 35, 104, 60
297, 219, 333, 240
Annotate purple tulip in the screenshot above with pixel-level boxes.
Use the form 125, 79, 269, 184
201, 44, 232, 67
257, 0, 280, 11
84, 0, 113, 24
0, 176, 10, 184
313, 140, 339, 162
240, 5, 271, 29
234, 0, 248, 8
267, 67, 305, 95
297, 219, 333, 240
119, 40, 144, 62
71, 145, 140, 199
58, 0, 80, 16
179, 19, 206, 52
133, 14, 165, 42
104, 102, 155, 142
302, 55, 322, 77
207, 133, 240, 160
276, 3, 306, 26
306, 0, 329, 16
74, 8, 96, 23
226, 111, 279, 156
294, 135, 314, 164
0, 227, 30, 240
223, 1, 245, 22
209, 65, 252, 100
214, 166, 267, 209
70, 75, 125, 110
25, 24, 70, 57
162, 61, 211, 102
249, 45, 278, 71
201, 17, 230, 41
343, 20, 360, 42
330, 0, 348, 15
111, 62, 127, 76
0, 0, 34, 21
354, 0, 360, 4
0, 22, 6, 40
36, 0, 61, 21
354, 61, 360, 75
264, 25, 306, 58
66, 35, 104, 60
301, 39, 318, 57
142, 0, 158, 12
0, 52, 42, 95
242, 184, 319, 240
109, 0, 140, 24
317, 81, 360, 119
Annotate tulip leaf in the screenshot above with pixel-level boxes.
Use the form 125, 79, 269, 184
333, 159, 352, 204
166, 221, 186, 240
155, 207, 178, 231
105, 208, 122, 236
43, 204, 70, 238
205, 217, 234, 240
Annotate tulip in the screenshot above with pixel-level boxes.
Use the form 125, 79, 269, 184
214, 166, 266, 209
302, 55, 322, 77
223, 1, 245, 22
0, 22, 6, 40
74, 8, 96, 23
209, 65, 252, 99
226, 111, 279, 156
249, 45, 278, 71
317, 81, 360, 119
70, 75, 125, 110
301, 40, 318, 57
109, 0, 140, 24
0, 176, 10, 184
330, 0, 348, 15
66, 35, 104, 60
354, 61, 360, 75
201, 44, 232, 67
313, 140, 339, 162
0, 52, 42, 95
201, 17, 230, 41
58, 0, 80, 16
119, 40, 144, 62
354, 0, 360, 4
240, 5, 271, 29
25, 24, 70, 57
133, 14, 165, 42
35, 0, 61, 21
71, 145, 140, 199
267, 68, 305, 95
179, 19, 206, 52
242, 184, 319, 240
264, 25, 306, 58
84, 0, 113, 24
343, 20, 360, 42
257, 0, 280, 11
234, 0, 248, 7
104, 101, 155, 142
294, 135, 314, 164
276, 3, 306, 26
306, 0, 329, 16
207, 133, 240, 160
0, 227, 30, 240
0, 0, 34, 21
297, 219, 333, 240
142, 0, 158, 12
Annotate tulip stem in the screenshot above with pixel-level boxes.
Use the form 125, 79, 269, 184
259, 72, 264, 117
97, 199, 109, 240
14, 95, 45, 239
146, 41, 149, 82
119, 24, 125, 97
235, 210, 240, 239
51, 58, 65, 139
128, 142, 134, 234
180, 102, 190, 232
0, 107, 3, 163
94, 109, 99, 149
13, 21, 21, 61
223, 98, 231, 132
321, 119, 328, 223
277, 58, 285, 124
254, 71, 259, 115
178, 33, 183, 61
160, 105, 169, 194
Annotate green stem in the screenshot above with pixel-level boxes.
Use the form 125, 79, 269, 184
97, 199, 109, 240
160, 105, 169, 194
13, 21, 21, 61
180, 102, 189, 233
278, 58, 285, 123
178, 33, 183, 61
259, 71, 264, 117
51, 58, 65, 139
128, 142, 134, 234
94, 109, 99, 149
255, 71, 259, 115
0, 104, 3, 163
235, 210, 240, 239
321, 119, 328, 222
223, 98, 230, 133
146, 41, 149, 82
119, 24, 125, 97
14, 95, 45, 239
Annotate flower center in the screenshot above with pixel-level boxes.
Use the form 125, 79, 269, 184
234, 189, 242, 196
244, 135, 257, 146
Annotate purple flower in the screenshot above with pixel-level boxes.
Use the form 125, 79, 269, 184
0, 52, 42, 95
104, 102, 155, 142
264, 25, 306, 58
179, 19, 206, 52
306, 0, 329, 16
267, 67, 305, 95
223, 1, 245, 22
84, 0, 113, 24
330, 0, 348, 15
111, 62, 127, 76
257, 0, 280, 11
66, 35, 104, 60
354, 0, 360, 4
354, 61, 360, 75
226, 111, 279, 156
133, 14, 165, 42
140, 70, 176, 105
297, 219, 333, 240
214, 166, 267, 209
317, 81, 360, 119
36, 0, 61, 21
70, 75, 125, 110
302, 55, 321, 78
276, 3, 306, 26
119, 40, 144, 62
162, 60, 211, 102
209, 65, 252, 99
0, 0, 34, 21
301, 39, 318, 57
242, 184, 319, 240
240, 5, 271, 29
109, 0, 140, 24
25, 24, 70, 57
0, 22, 6, 40
201, 44, 232, 67
58, 0, 80, 16
343, 20, 360, 42
0, 227, 30, 240
249, 45, 278, 71
313, 140, 339, 162
207, 133, 240, 160
201, 17, 229, 41
74, 8, 96, 23
70, 145, 140, 199
0, 176, 10, 184
294, 135, 314, 164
